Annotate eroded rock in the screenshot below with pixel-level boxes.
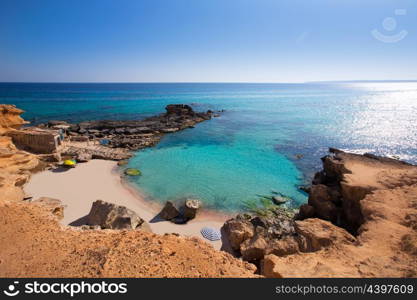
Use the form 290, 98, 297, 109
183, 199, 201, 220
87, 200, 148, 230
159, 201, 180, 220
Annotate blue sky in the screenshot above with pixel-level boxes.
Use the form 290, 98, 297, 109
0, 0, 416, 82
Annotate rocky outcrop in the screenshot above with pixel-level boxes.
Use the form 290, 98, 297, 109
183, 199, 201, 220
159, 200, 202, 224
86, 200, 149, 231
223, 212, 355, 264
0, 105, 27, 134
298, 148, 417, 234
0, 136, 39, 203
59, 104, 215, 152
53, 104, 218, 161
223, 149, 417, 277
159, 201, 180, 220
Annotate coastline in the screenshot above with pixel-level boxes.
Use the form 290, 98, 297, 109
24, 159, 230, 250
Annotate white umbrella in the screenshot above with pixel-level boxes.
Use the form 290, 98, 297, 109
200, 227, 221, 241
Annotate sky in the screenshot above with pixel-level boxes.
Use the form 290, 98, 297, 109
0, 0, 416, 83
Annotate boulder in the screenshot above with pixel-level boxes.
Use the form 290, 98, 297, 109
87, 200, 148, 230
272, 195, 287, 205
266, 236, 301, 256
32, 197, 64, 220
240, 229, 268, 261
222, 217, 255, 251
297, 204, 315, 219
261, 254, 284, 278
159, 201, 180, 220
183, 199, 201, 220
294, 218, 355, 252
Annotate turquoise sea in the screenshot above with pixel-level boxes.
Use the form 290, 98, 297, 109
1, 82, 416, 211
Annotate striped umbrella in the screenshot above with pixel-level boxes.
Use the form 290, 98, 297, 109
200, 227, 221, 241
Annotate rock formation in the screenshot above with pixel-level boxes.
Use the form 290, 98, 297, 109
183, 199, 201, 220
224, 148, 417, 277
159, 200, 202, 224
0, 105, 27, 134
86, 200, 149, 230
159, 201, 180, 220
0, 106, 39, 203
54, 104, 216, 160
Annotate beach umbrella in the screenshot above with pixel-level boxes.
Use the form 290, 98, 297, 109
63, 159, 76, 167
200, 227, 221, 241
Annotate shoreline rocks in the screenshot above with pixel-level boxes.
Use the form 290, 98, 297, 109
24, 104, 218, 162
86, 200, 150, 231
159, 199, 202, 224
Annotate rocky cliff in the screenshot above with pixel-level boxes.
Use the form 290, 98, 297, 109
223, 148, 417, 277
0, 104, 28, 134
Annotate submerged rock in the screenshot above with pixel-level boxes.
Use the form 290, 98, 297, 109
86, 200, 149, 230
124, 168, 141, 176
272, 195, 287, 205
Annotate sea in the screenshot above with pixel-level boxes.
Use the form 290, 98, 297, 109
1, 82, 416, 211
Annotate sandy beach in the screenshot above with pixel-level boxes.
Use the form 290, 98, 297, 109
24, 160, 229, 250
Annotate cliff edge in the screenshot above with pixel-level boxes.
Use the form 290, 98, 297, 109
263, 150, 417, 277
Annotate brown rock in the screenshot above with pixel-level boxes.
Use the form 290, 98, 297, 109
183, 199, 201, 220
261, 254, 284, 278
294, 218, 355, 252
240, 229, 268, 261
0, 104, 28, 134
222, 217, 255, 251
87, 200, 148, 230
298, 204, 315, 219
266, 236, 301, 256
308, 184, 338, 222
159, 201, 180, 220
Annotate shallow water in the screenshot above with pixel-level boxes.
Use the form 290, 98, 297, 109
1, 82, 416, 211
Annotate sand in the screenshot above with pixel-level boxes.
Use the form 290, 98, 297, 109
24, 160, 229, 250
